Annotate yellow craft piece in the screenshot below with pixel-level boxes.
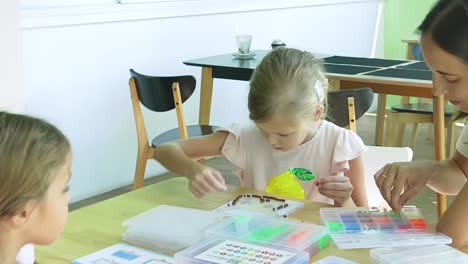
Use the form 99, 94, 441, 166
265, 171, 304, 199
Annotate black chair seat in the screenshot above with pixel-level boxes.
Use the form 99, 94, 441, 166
152, 125, 219, 147
391, 103, 458, 117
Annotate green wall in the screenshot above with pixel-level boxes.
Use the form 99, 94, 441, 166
383, 0, 437, 106
384, 0, 437, 59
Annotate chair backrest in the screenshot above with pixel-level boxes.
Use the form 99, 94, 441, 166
326, 88, 374, 129
412, 44, 424, 61
129, 69, 196, 112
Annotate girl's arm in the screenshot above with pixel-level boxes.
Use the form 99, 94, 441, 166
154, 131, 230, 197
345, 156, 368, 207
153, 131, 229, 176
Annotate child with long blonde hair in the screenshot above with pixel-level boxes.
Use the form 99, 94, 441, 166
0, 111, 71, 263
155, 48, 368, 207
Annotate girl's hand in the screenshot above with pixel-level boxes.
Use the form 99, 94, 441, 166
316, 175, 353, 206
188, 165, 227, 198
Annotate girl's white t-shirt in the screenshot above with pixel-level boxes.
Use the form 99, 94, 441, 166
220, 120, 367, 204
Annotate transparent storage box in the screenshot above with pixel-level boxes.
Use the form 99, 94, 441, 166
370, 245, 468, 264
205, 215, 329, 256
174, 238, 310, 264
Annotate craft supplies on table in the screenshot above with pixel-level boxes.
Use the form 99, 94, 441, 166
72, 243, 174, 264
370, 244, 468, 264
122, 205, 225, 253
312, 256, 358, 264
214, 194, 304, 218
320, 206, 452, 249
174, 239, 309, 264
206, 214, 329, 256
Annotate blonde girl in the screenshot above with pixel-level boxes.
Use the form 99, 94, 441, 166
155, 48, 368, 207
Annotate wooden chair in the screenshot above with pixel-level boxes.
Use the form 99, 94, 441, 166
385, 104, 464, 156
326, 87, 374, 133
327, 87, 413, 208
397, 39, 430, 135
129, 69, 218, 190
396, 38, 433, 141
402, 37, 423, 61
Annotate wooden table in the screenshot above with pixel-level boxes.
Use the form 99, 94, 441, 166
184, 51, 447, 217
37, 177, 377, 264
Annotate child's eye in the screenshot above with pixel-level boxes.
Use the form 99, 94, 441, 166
63, 186, 70, 193
278, 133, 290, 137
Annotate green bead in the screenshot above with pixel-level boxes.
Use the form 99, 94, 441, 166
388, 211, 398, 217
247, 224, 289, 242
318, 235, 330, 250
289, 168, 316, 181
326, 222, 344, 231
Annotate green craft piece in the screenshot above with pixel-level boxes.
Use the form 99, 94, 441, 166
388, 211, 398, 217
289, 168, 316, 181
326, 222, 344, 232
247, 224, 289, 242
318, 235, 330, 250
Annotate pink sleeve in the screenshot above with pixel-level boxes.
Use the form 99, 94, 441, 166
218, 124, 247, 170
331, 129, 367, 174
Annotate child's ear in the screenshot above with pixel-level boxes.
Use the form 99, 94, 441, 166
314, 104, 324, 121
5, 201, 37, 229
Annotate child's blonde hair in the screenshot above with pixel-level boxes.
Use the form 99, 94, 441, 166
0, 112, 70, 218
248, 48, 328, 122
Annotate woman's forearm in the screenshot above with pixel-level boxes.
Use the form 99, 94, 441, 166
437, 181, 468, 249
427, 154, 468, 195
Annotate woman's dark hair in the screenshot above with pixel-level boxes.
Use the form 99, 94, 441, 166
418, 0, 468, 62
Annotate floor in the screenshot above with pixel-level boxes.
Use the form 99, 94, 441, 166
70, 114, 463, 225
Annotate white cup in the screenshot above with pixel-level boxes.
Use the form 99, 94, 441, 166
236, 34, 252, 55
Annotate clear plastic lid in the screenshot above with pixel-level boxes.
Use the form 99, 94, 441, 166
370, 245, 468, 264
205, 214, 329, 253
174, 238, 309, 264
320, 207, 452, 249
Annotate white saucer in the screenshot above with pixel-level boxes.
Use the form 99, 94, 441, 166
232, 52, 256, 60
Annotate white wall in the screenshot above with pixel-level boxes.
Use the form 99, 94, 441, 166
369, 1, 385, 112
22, 0, 382, 202
1, 1, 24, 112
